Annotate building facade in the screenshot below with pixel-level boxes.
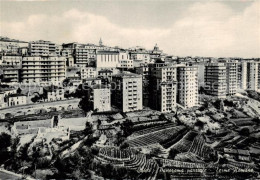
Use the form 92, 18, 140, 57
111, 72, 142, 112
93, 85, 111, 112
21, 56, 66, 85
177, 64, 198, 108
7, 94, 27, 107
81, 67, 97, 80
29, 40, 59, 56
150, 63, 177, 113
226, 62, 238, 95
247, 61, 260, 91
96, 51, 120, 70
205, 63, 227, 98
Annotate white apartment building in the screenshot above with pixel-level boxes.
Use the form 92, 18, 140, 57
111, 72, 143, 112
0, 55, 22, 66
205, 63, 227, 98
247, 61, 260, 91
81, 67, 97, 79
29, 40, 59, 56
93, 85, 111, 112
237, 61, 248, 90
21, 56, 66, 85
74, 47, 89, 66
2, 67, 20, 83
150, 63, 177, 113
177, 64, 198, 108
237, 60, 260, 91
226, 62, 238, 95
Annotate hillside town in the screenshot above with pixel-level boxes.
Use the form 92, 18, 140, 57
0, 36, 260, 179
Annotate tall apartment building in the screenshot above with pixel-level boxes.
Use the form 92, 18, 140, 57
150, 63, 177, 113
247, 61, 260, 91
204, 63, 227, 98
29, 40, 60, 56
21, 56, 66, 85
237, 61, 248, 90
237, 60, 260, 91
74, 47, 89, 67
111, 72, 142, 112
135, 63, 151, 107
177, 64, 198, 108
226, 62, 238, 95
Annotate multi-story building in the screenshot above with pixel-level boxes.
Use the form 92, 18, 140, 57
21, 56, 66, 85
135, 63, 151, 107
149, 44, 163, 63
118, 51, 133, 70
177, 64, 198, 108
226, 61, 238, 95
81, 67, 97, 79
0, 55, 22, 66
237, 61, 248, 90
246, 61, 260, 91
204, 63, 227, 98
0, 87, 17, 109
111, 72, 142, 112
29, 40, 60, 56
7, 94, 27, 107
150, 63, 177, 113
93, 84, 111, 112
2, 67, 20, 83
74, 47, 89, 67
129, 49, 150, 67
43, 86, 65, 102
96, 51, 120, 70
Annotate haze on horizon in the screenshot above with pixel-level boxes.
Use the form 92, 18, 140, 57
0, 0, 260, 58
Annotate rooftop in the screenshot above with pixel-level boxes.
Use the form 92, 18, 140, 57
8, 93, 26, 98
97, 50, 119, 54
112, 72, 142, 78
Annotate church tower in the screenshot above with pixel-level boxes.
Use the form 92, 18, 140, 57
99, 38, 103, 46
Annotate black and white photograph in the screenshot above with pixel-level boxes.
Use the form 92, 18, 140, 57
0, 0, 260, 179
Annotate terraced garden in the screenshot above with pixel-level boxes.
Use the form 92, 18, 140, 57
95, 147, 159, 180
127, 125, 186, 147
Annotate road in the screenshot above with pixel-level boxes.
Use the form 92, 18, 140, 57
0, 98, 80, 115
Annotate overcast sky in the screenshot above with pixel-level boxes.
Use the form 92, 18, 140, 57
1, 0, 259, 58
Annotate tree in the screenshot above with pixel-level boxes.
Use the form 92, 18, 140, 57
62, 78, 70, 87
121, 119, 134, 137
0, 133, 11, 165
239, 128, 250, 136
85, 122, 93, 135
78, 96, 93, 116
0, 132, 11, 149
168, 148, 178, 159
17, 88, 22, 94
